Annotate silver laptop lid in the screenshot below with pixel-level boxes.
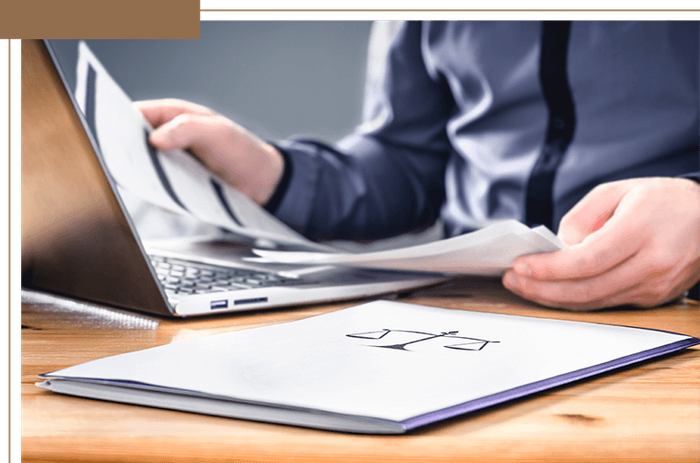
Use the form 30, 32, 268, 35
21, 39, 174, 317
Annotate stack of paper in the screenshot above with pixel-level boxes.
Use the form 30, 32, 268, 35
251, 220, 564, 275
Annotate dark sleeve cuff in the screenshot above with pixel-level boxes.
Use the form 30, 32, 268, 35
263, 146, 293, 215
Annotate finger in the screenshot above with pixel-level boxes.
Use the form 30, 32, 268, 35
505, 274, 687, 311
502, 268, 630, 310
503, 269, 641, 310
134, 99, 215, 128
504, 248, 690, 310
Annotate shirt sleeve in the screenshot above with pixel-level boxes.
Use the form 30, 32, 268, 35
270, 21, 454, 242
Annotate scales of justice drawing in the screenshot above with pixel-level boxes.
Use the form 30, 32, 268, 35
346, 329, 499, 352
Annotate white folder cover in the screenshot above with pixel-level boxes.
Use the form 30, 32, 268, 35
37, 300, 698, 434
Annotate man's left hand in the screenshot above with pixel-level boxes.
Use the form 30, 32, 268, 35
503, 177, 700, 310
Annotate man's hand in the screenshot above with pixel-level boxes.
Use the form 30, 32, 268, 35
503, 177, 700, 310
135, 99, 284, 205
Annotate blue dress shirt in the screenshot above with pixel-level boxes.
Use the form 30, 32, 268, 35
269, 21, 700, 241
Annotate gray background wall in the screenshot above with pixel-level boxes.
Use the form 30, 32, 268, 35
50, 21, 373, 143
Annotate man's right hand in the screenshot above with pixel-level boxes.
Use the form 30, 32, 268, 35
135, 98, 284, 206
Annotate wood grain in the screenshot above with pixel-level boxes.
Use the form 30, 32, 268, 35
21, 278, 700, 462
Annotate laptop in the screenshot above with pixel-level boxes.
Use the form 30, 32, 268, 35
21, 39, 447, 317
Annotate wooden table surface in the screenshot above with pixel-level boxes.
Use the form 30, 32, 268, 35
21, 277, 700, 462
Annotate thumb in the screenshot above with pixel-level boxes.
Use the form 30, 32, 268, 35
557, 181, 630, 246
147, 113, 214, 152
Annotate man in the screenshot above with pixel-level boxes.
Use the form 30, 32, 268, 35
136, 21, 700, 311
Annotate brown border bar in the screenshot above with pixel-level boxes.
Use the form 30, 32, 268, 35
1, 0, 200, 39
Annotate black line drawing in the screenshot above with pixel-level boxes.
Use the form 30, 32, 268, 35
346, 329, 499, 352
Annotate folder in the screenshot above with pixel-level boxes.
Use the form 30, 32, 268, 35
37, 300, 698, 434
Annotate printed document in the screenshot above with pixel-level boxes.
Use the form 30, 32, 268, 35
74, 42, 324, 250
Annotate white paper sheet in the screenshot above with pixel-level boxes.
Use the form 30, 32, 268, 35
252, 220, 565, 275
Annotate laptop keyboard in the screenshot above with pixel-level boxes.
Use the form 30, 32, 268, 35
150, 255, 304, 296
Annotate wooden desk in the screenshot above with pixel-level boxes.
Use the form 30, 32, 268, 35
22, 278, 700, 462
